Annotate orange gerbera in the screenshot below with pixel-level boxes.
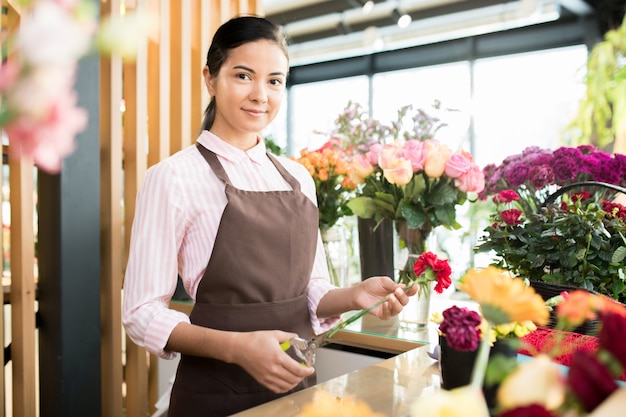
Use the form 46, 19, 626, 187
556, 290, 602, 328
557, 290, 626, 329
459, 266, 549, 326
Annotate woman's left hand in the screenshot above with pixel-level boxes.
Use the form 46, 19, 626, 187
355, 276, 418, 320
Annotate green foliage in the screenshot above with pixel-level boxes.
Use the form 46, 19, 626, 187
263, 135, 286, 156
347, 169, 466, 231
565, 16, 626, 148
476, 195, 626, 303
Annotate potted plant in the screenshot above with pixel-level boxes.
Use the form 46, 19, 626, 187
476, 145, 626, 306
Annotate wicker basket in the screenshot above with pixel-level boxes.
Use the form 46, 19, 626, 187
529, 280, 601, 335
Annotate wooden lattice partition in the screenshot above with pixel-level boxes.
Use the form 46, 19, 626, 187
2, 0, 261, 415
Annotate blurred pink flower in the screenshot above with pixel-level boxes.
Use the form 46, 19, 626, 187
5, 89, 87, 172
350, 154, 375, 184
455, 164, 486, 193
401, 139, 426, 172
444, 152, 471, 178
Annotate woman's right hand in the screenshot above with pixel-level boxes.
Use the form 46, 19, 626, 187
230, 330, 315, 393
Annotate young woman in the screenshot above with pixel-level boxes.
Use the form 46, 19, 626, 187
122, 15, 416, 417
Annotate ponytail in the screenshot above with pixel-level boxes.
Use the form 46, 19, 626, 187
200, 97, 216, 132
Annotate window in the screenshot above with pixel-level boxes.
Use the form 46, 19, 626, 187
473, 45, 588, 167
372, 62, 471, 150
288, 76, 369, 154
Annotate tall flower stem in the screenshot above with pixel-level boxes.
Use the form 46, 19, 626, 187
470, 321, 493, 390
325, 281, 416, 339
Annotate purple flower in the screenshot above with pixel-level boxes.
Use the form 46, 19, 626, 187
551, 156, 580, 182
503, 163, 531, 188
439, 306, 482, 351
583, 155, 620, 184
529, 165, 555, 189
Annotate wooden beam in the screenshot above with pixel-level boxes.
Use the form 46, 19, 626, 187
9, 156, 36, 417
100, 0, 124, 414
147, 0, 171, 167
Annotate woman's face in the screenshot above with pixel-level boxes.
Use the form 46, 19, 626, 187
205, 39, 288, 149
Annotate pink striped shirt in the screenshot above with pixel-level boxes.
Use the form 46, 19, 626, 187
122, 131, 340, 359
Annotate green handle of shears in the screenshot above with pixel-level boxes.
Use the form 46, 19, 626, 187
280, 340, 291, 351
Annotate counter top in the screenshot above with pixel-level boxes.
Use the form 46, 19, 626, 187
231, 344, 439, 417
232, 295, 478, 417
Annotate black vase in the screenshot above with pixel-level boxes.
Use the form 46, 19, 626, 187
439, 335, 516, 411
357, 217, 394, 281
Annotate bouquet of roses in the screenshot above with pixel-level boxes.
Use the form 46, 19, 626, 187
343, 102, 485, 242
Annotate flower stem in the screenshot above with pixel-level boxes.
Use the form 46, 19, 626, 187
325, 282, 416, 339
470, 321, 492, 390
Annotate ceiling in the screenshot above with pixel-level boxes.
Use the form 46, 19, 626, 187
261, 0, 626, 65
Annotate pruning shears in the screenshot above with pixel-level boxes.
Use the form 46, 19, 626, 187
280, 331, 335, 367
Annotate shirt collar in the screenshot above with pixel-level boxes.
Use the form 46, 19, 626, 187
197, 131, 267, 165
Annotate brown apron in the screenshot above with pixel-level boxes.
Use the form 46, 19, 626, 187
168, 144, 319, 417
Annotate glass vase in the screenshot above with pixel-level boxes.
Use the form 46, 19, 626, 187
321, 222, 350, 287
401, 278, 432, 330
394, 220, 434, 330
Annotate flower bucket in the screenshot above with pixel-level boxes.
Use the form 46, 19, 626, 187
439, 335, 516, 411
357, 217, 394, 281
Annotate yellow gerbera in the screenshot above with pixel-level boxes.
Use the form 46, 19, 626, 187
459, 266, 549, 326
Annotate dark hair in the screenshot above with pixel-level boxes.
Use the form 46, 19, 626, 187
200, 15, 289, 132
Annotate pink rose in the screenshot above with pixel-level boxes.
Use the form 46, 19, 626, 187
445, 152, 471, 178
365, 143, 383, 166
350, 154, 374, 183
401, 140, 426, 172
455, 165, 485, 193
379, 143, 413, 185
423, 141, 451, 178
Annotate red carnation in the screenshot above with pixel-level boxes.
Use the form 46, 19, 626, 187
413, 251, 452, 294
493, 189, 520, 204
500, 209, 523, 225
